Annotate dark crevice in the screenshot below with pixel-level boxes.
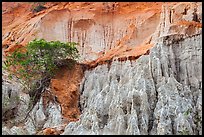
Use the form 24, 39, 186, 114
106, 59, 113, 71
147, 54, 159, 134
99, 114, 109, 128
2, 107, 18, 122
122, 107, 127, 115
78, 78, 86, 113
169, 10, 172, 23
175, 57, 181, 83
133, 95, 141, 131
122, 103, 130, 115
32, 4, 47, 13
170, 116, 175, 134
192, 8, 199, 22
67, 17, 72, 42
193, 110, 200, 135
161, 64, 164, 77
124, 115, 128, 130
4, 45, 9, 49
182, 8, 188, 15
8, 89, 12, 98
185, 63, 190, 87
191, 86, 199, 107
116, 74, 120, 82
198, 81, 201, 90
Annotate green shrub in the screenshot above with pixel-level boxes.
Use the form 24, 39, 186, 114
4, 39, 79, 89
4, 39, 79, 110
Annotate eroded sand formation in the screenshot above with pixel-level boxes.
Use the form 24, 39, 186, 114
2, 2, 202, 135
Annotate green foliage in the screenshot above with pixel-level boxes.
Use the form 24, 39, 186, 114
184, 108, 192, 117
33, 5, 46, 13
4, 39, 79, 91
30, 2, 47, 13
4, 39, 79, 119
3, 97, 10, 108
178, 129, 190, 135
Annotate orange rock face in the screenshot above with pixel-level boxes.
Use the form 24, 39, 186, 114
2, 2, 164, 60
43, 128, 63, 135
3, 2, 201, 62
50, 64, 84, 122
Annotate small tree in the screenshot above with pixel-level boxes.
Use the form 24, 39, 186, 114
4, 39, 79, 115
